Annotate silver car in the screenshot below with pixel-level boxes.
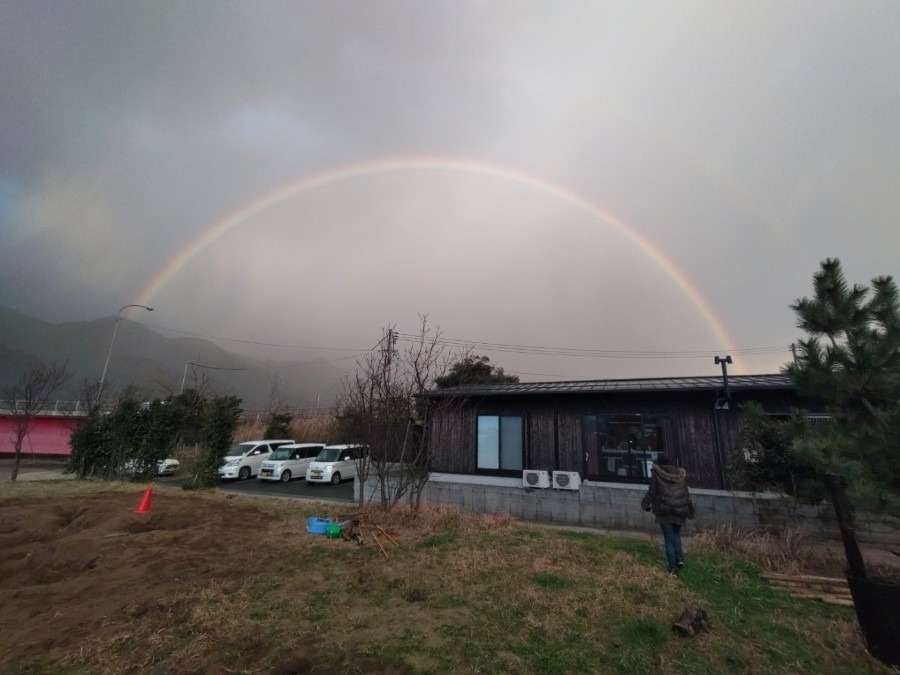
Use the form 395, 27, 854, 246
258, 443, 325, 483
218, 439, 295, 480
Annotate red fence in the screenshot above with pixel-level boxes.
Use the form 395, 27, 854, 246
0, 414, 85, 457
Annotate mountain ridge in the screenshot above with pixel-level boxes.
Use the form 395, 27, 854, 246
0, 305, 346, 409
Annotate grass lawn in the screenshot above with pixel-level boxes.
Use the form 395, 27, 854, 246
0, 481, 892, 674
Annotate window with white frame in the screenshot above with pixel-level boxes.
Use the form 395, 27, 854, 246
477, 415, 524, 471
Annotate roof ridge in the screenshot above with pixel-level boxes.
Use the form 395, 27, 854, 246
428, 373, 793, 397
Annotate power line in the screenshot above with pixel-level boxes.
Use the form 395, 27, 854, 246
392, 332, 790, 360
185, 352, 369, 373
185, 361, 246, 372
506, 370, 610, 380
145, 320, 788, 369
146, 323, 371, 352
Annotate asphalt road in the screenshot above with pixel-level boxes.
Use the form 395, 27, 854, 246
0, 459, 355, 502
158, 474, 356, 502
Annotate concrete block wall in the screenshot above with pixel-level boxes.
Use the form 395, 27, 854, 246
359, 473, 900, 546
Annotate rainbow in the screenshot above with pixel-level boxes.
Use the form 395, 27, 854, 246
136, 156, 742, 371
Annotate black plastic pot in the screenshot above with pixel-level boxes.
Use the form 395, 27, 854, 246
846, 575, 900, 667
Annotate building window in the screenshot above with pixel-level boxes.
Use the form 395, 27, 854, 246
477, 415, 524, 472
582, 414, 669, 482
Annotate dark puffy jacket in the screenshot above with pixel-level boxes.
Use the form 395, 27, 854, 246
641, 463, 694, 519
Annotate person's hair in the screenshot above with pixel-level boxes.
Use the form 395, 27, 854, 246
656, 453, 670, 466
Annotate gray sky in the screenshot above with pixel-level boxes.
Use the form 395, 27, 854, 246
2, 1, 899, 380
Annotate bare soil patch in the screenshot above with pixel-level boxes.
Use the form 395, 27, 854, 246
0, 484, 475, 674
0, 488, 276, 667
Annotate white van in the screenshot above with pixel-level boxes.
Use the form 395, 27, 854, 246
258, 443, 326, 483
305, 444, 368, 485
219, 439, 294, 480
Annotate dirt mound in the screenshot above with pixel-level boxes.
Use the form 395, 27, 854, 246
0, 490, 274, 667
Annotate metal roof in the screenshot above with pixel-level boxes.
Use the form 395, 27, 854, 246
426, 373, 793, 398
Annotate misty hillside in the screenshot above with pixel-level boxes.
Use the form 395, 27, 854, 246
0, 305, 347, 410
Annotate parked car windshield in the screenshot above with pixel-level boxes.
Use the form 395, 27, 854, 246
224, 444, 252, 457
269, 448, 291, 460
316, 448, 348, 462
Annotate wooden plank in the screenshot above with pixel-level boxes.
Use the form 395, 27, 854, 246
772, 583, 852, 597
763, 572, 847, 586
766, 578, 851, 591
786, 590, 855, 607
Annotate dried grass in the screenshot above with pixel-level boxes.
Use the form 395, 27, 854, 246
6, 482, 895, 674
342, 501, 514, 539
232, 413, 336, 443
289, 414, 335, 441
690, 524, 847, 575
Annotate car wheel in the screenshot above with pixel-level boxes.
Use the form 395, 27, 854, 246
238, 466, 251, 481
330, 472, 341, 485
280, 470, 292, 483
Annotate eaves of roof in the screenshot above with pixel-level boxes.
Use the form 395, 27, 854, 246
425, 373, 793, 398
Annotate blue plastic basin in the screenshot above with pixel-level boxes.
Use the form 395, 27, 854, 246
307, 517, 332, 535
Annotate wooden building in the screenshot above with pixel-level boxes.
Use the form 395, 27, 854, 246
425, 374, 825, 490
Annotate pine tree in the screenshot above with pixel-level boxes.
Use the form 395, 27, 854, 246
787, 258, 900, 513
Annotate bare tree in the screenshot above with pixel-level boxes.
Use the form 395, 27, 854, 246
157, 362, 214, 401
77, 378, 101, 415
402, 320, 465, 510
335, 317, 458, 510
267, 371, 286, 414
2, 362, 71, 481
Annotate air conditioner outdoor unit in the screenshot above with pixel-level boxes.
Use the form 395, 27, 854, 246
522, 470, 551, 489
552, 471, 581, 490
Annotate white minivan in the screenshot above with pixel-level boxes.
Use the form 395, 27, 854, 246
305, 444, 368, 485
258, 443, 326, 483
219, 439, 294, 480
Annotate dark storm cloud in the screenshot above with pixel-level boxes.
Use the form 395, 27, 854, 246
1, 0, 899, 377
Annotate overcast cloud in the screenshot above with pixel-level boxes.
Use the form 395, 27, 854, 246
2, 1, 899, 380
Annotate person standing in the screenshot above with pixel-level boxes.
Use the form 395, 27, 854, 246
641, 453, 694, 576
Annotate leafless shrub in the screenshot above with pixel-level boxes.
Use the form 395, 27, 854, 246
334, 317, 460, 510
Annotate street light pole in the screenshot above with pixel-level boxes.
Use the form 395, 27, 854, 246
97, 304, 154, 403
180, 361, 197, 394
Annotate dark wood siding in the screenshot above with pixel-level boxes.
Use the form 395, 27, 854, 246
429, 402, 477, 473
528, 408, 556, 471
427, 386, 822, 489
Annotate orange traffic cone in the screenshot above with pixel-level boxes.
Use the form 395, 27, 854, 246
133, 486, 154, 514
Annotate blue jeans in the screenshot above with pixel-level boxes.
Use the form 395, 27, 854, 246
659, 522, 683, 572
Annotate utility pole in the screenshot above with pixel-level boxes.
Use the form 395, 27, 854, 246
382, 327, 398, 385
790, 343, 798, 365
